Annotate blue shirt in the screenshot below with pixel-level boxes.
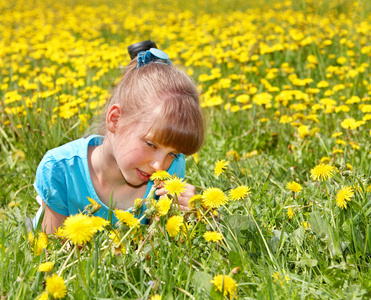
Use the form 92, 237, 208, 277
33, 135, 185, 228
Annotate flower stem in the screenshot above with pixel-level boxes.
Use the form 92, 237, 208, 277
100, 215, 146, 262
58, 245, 77, 276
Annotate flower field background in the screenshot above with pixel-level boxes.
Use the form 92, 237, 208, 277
1, 0, 371, 298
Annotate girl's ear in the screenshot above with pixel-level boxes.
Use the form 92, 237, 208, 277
106, 104, 122, 133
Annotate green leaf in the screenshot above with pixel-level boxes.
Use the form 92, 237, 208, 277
292, 226, 304, 247
163, 293, 174, 300
309, 211, 330, 236
192, 272, 213, 294
294, 257, 318, 268
229, 251, 242, 269
270, 230, 288, 253
223, 214, 254, 231
309, 211, 342, 258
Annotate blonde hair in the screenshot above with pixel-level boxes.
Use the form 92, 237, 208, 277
91, 59, 205, 155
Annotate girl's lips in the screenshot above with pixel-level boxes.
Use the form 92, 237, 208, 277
136, 169, 151, 181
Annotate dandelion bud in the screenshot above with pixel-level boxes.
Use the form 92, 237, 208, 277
146, 186, 157, 201
134, 198, 143, 208
230, 267, 240, 276
148, 220, 159, 234
144, 199, 158, 218
179, 235, 185, 244
86, 197, 102, 214
342, 171, 352, 177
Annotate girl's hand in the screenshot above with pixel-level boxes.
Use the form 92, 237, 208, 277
155, 183, 196, 211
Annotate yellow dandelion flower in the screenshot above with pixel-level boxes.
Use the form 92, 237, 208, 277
36, 292, 49, 300
8, 201, 19, 208
166, 215, 184, 237
150, 295, 162, 300
59, 214, 95, 245
286, 181, 302, 193
150, 170, 171, 181
203, 231, 223, 242
341, 118, 356, 129
192, 153, 199, 164
243, 150, 258, 158
332, 149, 344, 154
90, 216, 109, 232
54, 227, 65, 239
287, 207, 294, 219
214, 159, 229, 178
279, 115, 293, 124
202, 188, 228, 209
211, 274, 237, 300
38, 262, 54, 272
114, 210, 139, 228
0, 210, 6, 220
310, 163, 335, 181
118, 244, 127, 255
351, 143, 360, 150
229, 185, 251, 201
331, 132, 343, 138
32, 232, 48, 256
109, 230, 120, 244
301, 221, 311, 229
272, 270, 290, 287
336, 139, 346, 145
317, 80, 329, 88
134, 198, 144, 208
320, 156, 330, 164
163, 177, 186, 196
109, 230, 127, 254
180, 222, 195, 239
188, 195, 204, 210
87, 196, 101, 213
28, 231, 34, 243
297, 125, 309, 139
226, 150, 240, 161
336, 186, 354, 209
45, 274, 67, 299
157, 195, 172, 216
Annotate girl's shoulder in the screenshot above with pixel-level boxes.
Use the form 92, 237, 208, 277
43, 135, 103, 162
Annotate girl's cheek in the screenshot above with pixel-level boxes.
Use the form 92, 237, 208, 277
163, 157, 174, 170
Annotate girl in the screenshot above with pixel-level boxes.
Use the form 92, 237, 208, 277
33, 47, 205, 233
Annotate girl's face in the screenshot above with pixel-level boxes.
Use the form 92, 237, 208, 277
110, 122, 179, 187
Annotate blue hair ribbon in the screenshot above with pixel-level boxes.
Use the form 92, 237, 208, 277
137, 48, 172, 69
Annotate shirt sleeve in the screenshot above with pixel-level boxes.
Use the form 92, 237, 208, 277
167, 153, 186, 178
33, 151, 69, 216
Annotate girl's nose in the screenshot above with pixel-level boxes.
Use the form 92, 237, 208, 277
151, 160, 163, 171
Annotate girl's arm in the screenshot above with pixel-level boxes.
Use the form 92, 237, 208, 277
42, 201, 67, 234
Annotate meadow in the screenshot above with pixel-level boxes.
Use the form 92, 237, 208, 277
1, 0, 371, 298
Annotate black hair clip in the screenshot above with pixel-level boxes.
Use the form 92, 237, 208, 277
127, 40, 158, 60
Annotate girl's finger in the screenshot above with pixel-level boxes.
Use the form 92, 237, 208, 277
155, 188, 163, 196
155, 188, 168, 196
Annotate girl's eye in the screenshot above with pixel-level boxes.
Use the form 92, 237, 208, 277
169, 152, 178, 159
146, 141, 157, 149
